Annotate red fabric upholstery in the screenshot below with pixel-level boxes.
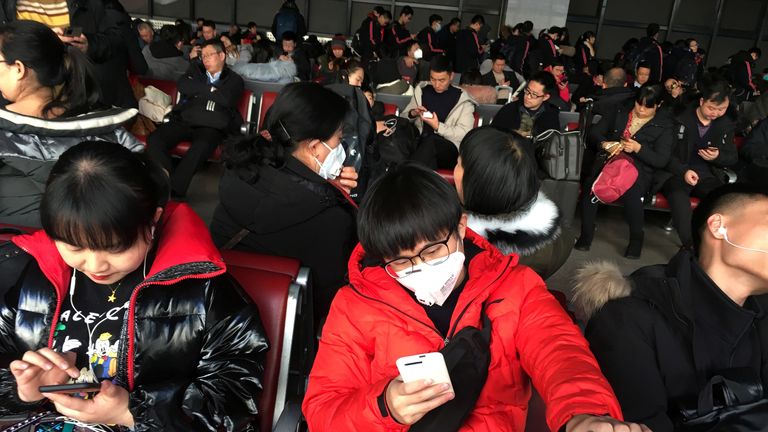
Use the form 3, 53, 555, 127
221, 249, 300, 280
566, 121, 579, 131
652, 193, 700, 210
473, 112, 480, 127
171, 90, 254, 161
258, 91, 279, 131
223, 262, 293, 432
437, 169, 455, 184
383, 103, 397, 116
136, 77, 178, 104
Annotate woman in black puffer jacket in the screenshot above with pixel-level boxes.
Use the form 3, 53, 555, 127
0, 142, 268, 431
575, 85, 674, 259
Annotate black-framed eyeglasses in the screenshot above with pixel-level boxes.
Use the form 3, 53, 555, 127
524, 87, 544, 99
383, 232, 454, 278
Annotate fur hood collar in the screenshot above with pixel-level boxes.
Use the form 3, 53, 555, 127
467, 191, 561, 256
571, 261, 632, 322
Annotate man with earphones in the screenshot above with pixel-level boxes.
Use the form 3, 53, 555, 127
572, 182, 768, 431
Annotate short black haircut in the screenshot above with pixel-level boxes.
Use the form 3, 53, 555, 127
749, 47, 762, 58
373, 6, 386, 15
379, 10, 392, 19
429, 14, 443, 25
449, 18, 462, 27
202, 20, 215, 30
691, 183, 768, 254
459, 69, 482, 85
635, 84, 664, 107
647, 23, 659, 38
403, 39, 419, 53
429, 55, 452, 74
201, 38, 224, 53
522, 21, 533, 33
636, 61, 651, 72
459, 127, 539, 215
159, 24, 183, 45
492, 53, 506, 63
530, 71, 557, 96
400, 6, 413, 17
700, 77, 731, 104
358, 162, 463, 261
282, 30, 297, 42
247, 21, 256, 29
471, 15, 485, 25
196, 17, 204, 23
548, 26, 561, 36
41, 141, 168, 252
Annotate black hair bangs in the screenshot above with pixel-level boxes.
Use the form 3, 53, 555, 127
358, 163, 463, 262
41, 174, 153, 251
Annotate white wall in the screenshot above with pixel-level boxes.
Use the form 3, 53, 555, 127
505, 0, 571, 32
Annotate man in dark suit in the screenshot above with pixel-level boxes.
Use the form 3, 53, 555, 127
481, 54, 521, 104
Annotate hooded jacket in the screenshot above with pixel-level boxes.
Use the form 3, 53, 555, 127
0, 202, 268, 431
142, 40, 189, 81
232, 59, 297, 84
403, 83, 477, 149
0, 107, 142, 227
210, 156, 357, 320
302, 229, 623, 432
467, 192, 571, 280
572, 250, 768, 432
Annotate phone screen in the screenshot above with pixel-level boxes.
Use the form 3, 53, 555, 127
39, 382, 101, 394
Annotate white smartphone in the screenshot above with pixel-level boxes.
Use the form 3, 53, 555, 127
396, 352, 453, 390
421, 111, 434, 119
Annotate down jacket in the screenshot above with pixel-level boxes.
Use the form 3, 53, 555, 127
0, 107, 142, 227
302, 229, 622, 432
0, 202, 269, 431
403, 83, 477, 149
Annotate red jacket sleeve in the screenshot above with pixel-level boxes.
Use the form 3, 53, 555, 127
302, 290, 407, 432
512, 268, 623, 431
429, 33, 444, 53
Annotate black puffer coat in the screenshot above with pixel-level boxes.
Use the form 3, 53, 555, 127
0, 202, 269, 431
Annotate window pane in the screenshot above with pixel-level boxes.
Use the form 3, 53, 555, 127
195, 0, 233, 24
676, 0, 717, 27
237, 0, 283, 28
720, 0, 762, 32
124, 0, 148, 15
604, 0, 670, 24
153, 0, 189, 20
460, 12, 500, 45
568, 0, 600, 17
309, 0, 347, 35
408, 7, 460, 38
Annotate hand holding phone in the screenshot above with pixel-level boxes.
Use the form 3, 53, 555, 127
387, 353, 454, 425
64, 26, 82, 37
39, 382, 102, 394
421, 111, 434, 119
9, 349, 79, 403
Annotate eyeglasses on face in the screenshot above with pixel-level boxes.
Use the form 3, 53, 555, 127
524, 87, 544, 99
383, 232, 454, 278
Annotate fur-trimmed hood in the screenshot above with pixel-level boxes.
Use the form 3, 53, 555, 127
571, 261, 632, 322
467, 191, 561, 256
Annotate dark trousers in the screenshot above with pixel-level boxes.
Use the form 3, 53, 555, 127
147, 121, 224, 196
580, 170, 652, 244
410, 133, 459, 170
661, 173, 724, 247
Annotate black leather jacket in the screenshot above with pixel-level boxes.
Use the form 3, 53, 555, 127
0, 203, 269, 431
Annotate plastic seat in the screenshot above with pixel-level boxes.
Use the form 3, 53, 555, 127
257, 91, 279, 131
223, 260, 303, 432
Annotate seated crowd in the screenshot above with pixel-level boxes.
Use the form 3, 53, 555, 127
2, 2, 768, 431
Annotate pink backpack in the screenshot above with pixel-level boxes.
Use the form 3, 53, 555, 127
591, 153, 638, 203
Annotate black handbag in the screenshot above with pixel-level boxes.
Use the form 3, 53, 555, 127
675, 368, 768, 432
409, 300, 497, 432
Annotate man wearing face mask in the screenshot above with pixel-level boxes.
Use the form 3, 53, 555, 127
398, 40, 422, 86
416, 14, 444, 62
573, 183, 768, 431
304, 162, 647, 432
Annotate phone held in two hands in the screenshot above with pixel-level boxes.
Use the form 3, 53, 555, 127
38, 382, 101, 395
396, 352, 453, 390
63, 27, 82, 38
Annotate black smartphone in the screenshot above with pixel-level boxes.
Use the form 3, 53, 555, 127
64, 26, 82, 37
39, 382, 101, 394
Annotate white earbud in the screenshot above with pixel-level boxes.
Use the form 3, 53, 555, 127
718, 226, 727, 236
150, 225, 156, 240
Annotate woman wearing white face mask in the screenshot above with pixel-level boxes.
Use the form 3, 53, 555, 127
210, 82, 359, 324
304, 163, 646, 432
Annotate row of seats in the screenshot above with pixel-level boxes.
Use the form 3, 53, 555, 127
0, 224, 311, 432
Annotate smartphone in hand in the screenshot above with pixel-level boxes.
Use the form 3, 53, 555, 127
64, 26, 82, 37
396, 352, 453, 390
39, 382, 101, 394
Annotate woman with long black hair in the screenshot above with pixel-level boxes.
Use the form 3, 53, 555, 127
0, 141, 267, 430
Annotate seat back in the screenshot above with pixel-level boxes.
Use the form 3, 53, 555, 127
257, 91, 279, 131
558, 111, 579, 131
383, 103, 398, 117
220, 249, 300, 281
222, 251, 300, 432
137, 77, 179, 104
238, 90, 255, 123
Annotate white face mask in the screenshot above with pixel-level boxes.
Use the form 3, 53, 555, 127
314, 141, 346, 180
395, 240, 465, 307
413, 48, 423, 60
434, 23, 441, 32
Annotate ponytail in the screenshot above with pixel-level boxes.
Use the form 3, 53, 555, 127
46, 45, 100, 117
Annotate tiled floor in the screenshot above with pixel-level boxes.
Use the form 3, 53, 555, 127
187, 163, 682, 302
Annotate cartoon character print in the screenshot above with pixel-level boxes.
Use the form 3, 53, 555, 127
88, 332, 119, 380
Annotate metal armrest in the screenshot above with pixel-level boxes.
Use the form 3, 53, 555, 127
272, 401, 303, 432
240, 121, 258, 136
724, 168, 738, 184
